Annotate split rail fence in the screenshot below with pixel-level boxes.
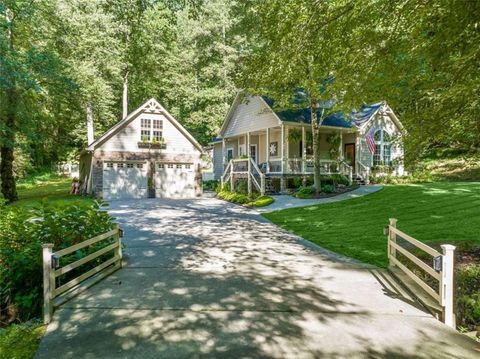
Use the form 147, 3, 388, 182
42, 226, 123, 324
386, 218, 455, 328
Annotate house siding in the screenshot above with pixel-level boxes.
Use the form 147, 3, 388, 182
223, 96, 279, 138
213, 142, 223, 180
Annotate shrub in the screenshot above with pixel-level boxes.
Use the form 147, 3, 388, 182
321, 184, 336, 193
329, 174, 350, 186
0, 200, 114, 322
247, 195, 274, 207
203, 180, 218, 191
295, 186, 314, 199
216, 190, 250, 204
456, 263, 480, 329
235, 180, 248, 195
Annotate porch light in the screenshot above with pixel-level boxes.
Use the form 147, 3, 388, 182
433, 255, 442, 272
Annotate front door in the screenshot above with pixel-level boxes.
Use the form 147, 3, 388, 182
344, 143, 355, 171
250, 144, 258, 163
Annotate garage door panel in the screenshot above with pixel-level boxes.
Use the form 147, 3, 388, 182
155, 163, 196, 199
103, 163, 147, 200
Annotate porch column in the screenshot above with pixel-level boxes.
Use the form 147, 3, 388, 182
280, 124, 286, 192
222, 139, 226, 168
302, 126, 306, 173
247, 132, 252, 194
266, 128, 270, 173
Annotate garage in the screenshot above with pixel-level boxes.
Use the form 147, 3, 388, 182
103, 162, 148, 200
155, 162, 196, 198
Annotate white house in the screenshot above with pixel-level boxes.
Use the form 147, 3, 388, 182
212, 93, 405, 194
79, 98, 203, 200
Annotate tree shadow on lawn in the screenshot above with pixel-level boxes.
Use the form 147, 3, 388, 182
36, 197, 480, 358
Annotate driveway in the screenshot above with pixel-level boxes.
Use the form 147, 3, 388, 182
36, 197, 479, 358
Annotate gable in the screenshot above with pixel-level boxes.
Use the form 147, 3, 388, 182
221, 95, 280, 138
358, 104, 404, 136
88, 99, 203, 154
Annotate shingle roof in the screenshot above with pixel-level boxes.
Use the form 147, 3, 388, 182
262, 95, 383, 129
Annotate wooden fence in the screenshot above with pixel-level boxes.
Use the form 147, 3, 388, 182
42, 226, 122, 324
386, 218, 456, 328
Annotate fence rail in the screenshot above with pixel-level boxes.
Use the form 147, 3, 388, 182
42, 226, 122, 324
386, 218, 455, 328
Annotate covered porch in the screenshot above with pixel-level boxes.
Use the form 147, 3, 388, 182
220, 124, 358, 194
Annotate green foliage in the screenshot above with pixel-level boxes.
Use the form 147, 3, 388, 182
246, 195, 274, 208
0, 321, 45, 359
0, 200, 114, 322
456, 264, 480, 329
321, 184, 335, 193
295, 186, 315, 199
203, 180, 219, 191
235, 180, 248, 195
216, 190, 250, 205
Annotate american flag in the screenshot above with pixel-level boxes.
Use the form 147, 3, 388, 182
365, 125, 376, 154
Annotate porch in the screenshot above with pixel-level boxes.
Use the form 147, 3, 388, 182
220, 124, 361, 194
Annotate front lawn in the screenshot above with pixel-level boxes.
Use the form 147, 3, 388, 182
0, 322, 46, 359
263, 182, 480, 268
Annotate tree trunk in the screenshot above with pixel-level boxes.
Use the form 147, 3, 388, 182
86, 102, 94, 145
122, 70, 129, 119
311, 101, 321, 194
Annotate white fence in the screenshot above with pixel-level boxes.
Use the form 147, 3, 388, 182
42, 226, 122, 324
386, 218, 455, 328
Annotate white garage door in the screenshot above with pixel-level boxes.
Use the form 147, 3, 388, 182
155, 162, 196, 198
103, 162, 147, 200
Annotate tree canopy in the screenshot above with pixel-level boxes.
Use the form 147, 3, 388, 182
1, 0, 479, 201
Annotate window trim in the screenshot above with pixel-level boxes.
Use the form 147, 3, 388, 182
373, 129, 392, 166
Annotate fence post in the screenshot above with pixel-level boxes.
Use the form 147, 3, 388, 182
388, 218, 397, 267
42, 243, 54, 324
440, 244, 456, 328
115, 226, 123, 268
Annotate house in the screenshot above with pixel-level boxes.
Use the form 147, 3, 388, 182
211, 93, 405, 194
79, 98, 203, 200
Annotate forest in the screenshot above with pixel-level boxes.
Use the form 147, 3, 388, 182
1, 0, 479, 202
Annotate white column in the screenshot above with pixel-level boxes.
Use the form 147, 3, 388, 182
247, 132, 252, 194
266, 128, 270, 173
222, 139, 226, 167
42, 244, 54, 324
302, 127, 306, 173
440, 244, 456, 328
281, 125, 285, 173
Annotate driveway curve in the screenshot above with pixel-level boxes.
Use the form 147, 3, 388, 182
36, 197, 479, 358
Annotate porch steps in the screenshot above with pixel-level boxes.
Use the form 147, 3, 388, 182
352, 174, 366, 185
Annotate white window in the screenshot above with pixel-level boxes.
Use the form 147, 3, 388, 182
167, 163, 173, 168
158, 163, 165, 169
126, 163, 134, 168
176, 164, 182, 169
373, 129, 392, 166
140, 118, 163, 142
136, 163, 143, 169
106, 162, 113, 168
117, 163, 124, 168
185, 164, 191, 169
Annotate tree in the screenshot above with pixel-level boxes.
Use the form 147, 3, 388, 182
238, 0, 354, 193
0, 0, 74, 202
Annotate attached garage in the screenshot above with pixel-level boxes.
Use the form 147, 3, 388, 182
155, 162, 196, 198
103, 162, 148, 200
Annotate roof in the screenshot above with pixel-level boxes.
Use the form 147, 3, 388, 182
87, 98, 203, 152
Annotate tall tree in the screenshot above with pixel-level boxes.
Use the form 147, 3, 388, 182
0, 0, 74, 202
238, 0, 354, 193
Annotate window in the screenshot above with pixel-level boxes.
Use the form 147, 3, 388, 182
152, 130, 162, 142
153, 119, 163, 129
106, 162, 113, 168
140, 118, 163, 142
185, 164, 191, 169
373, 129, 392, 166
158, 163, 165, 169
167, 163, 173, 168
176, 164, 182, 169
117, 163, 124, 168
136, 163, 143, 169
227, 148, 233, 161
127, 163, 134, 168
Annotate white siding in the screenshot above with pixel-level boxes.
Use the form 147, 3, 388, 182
98, 113, 199, 155
213, 142, 223, 180
223, 96, 280, 138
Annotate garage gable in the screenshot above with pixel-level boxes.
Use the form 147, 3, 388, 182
88, 99, 203, 154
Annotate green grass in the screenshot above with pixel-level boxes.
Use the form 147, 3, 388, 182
2, 173, 93, 208
0, 322, 45, 359
263, 182, 480, 267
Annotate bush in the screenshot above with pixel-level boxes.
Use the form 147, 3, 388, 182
216, 190, 250, 204
235, 180, 248, 195
456, 263, 480, 329
295, 186, 314, 199
247, 195, 274, 207
0, 200, 114, 323
321, 184, 336, 193
203, 180, 218, 191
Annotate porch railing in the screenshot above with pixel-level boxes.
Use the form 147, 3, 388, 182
42, 226, 122, 324
357, 161, 370, 184
386, 219, 455, 328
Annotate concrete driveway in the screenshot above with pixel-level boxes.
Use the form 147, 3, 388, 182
36, 197, 479, 358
